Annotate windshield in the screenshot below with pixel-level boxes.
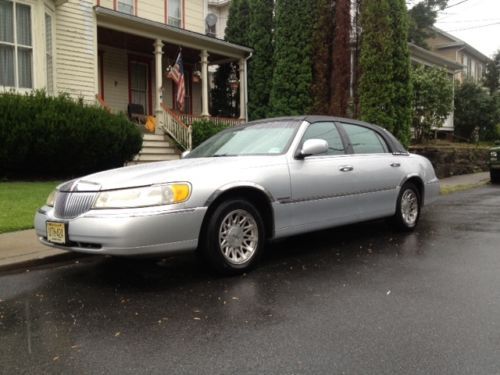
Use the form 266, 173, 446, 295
186, 120, 300, 158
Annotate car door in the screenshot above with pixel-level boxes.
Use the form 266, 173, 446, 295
287, 121, 362, 233
338, 122, 406, 220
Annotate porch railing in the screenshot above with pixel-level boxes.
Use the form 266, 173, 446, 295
179, 113, 245, 128
159, 104, 192, 150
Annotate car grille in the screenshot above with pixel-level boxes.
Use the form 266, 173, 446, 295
54, 192, 98, 219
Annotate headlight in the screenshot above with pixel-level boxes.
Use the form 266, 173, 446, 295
46, 190, 56, 207
92, 183, 191, 209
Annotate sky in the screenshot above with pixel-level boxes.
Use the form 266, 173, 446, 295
433, 0, 500, 58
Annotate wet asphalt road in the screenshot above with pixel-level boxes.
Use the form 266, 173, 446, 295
1, 186, 500, 375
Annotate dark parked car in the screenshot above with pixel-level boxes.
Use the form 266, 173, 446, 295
490, 141, 500, 183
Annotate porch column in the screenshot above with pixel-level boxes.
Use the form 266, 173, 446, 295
200, 50, 210, 117
154, 39, 164, 120
239, 58, 246, 120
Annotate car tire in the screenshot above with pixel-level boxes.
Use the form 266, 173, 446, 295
200, 199, 265, 275
491, 169, 500, 184
392, 182, 421, 231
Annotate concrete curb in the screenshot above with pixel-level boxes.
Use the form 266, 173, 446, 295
0, 252, 88, 275
440, 180, 490, 195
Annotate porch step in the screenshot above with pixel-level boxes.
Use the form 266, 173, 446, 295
127, 133, 181, 165
142, 134, 169, 141
142, 140, 172, 148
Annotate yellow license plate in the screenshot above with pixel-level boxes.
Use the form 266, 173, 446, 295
46, 222, 67, 244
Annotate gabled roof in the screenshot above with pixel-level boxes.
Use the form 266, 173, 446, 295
431, 26, 490, 62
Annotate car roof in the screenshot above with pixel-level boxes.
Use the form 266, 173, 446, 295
245, 116, 408, 154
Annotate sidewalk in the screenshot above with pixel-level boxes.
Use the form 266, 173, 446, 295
0, 229, 80, 272
0, 171, 493, 272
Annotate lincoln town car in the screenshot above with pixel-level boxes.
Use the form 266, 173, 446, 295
35, 116, 440, 274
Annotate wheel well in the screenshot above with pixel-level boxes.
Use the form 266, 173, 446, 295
200, 187, 275, 241
404, 177, 424, 205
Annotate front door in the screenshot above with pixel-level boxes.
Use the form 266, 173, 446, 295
129, 58, 152, 115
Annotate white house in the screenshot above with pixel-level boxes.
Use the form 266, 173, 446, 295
0, 0, 251, 151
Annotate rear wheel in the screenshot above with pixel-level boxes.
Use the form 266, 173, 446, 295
392, 182, 421, 231
200, 199, 265, 275
491, 169, 500, 184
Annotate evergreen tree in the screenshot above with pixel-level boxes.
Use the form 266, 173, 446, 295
351, 0, 363, 118
225, 0, 250, 46
311, 0, 335, 115
388, 0, 412, 146
269, 0, 314, 116
210, 64, 233, 117
210, 0, 250, 117
247, 0, 274, 120
484, 50, 500, 95
331, 0, 350, 116
359, 0, 395, 132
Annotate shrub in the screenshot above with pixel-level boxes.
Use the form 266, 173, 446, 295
191, 119, 229, 148
454, 81, 499, 142
0, 91, 142, 178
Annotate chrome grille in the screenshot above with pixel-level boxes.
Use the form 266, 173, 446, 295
54, 192, 98, 219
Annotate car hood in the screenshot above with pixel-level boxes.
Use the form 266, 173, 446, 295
58, 157, 285, 192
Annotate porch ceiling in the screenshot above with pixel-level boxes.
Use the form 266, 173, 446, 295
98, 27, 215, 65
94, 6, 252, 61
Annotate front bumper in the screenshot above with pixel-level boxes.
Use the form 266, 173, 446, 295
34, 205, 207, 256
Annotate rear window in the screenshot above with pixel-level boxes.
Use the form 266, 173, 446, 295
341, 123, 389, 154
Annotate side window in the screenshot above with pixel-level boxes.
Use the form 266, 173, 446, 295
342, 123, 389, 154
302, 122, 345, 155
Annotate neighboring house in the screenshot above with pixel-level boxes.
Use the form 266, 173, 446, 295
426, 26, 489, 84
0, 0, 251, 152
408, 42, 463, 135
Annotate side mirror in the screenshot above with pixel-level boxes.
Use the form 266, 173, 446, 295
181, 150, 190, 158
299, 139, 328, 158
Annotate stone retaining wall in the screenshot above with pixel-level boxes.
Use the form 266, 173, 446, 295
409, 146, 490, 179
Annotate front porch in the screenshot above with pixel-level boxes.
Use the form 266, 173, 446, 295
94, 7, 251, 151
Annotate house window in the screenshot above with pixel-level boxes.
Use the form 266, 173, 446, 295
45, 13, 53, 94
117, 0, 134, 15
0, 0, 33, 89
168, 0, 182, 28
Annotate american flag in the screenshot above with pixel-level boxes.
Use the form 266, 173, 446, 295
167, 52, 185, 111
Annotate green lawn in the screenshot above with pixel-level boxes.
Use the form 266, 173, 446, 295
0, 181, 60, 234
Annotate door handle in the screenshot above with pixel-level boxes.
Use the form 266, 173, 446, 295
390, 163, 401, 168
340, 166, 354, 172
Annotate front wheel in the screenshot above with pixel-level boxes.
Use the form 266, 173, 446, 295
200, 199, 265, 275
392, 183, 421, 231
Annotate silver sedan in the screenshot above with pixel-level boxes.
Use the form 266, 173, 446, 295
35, 116, 439, 274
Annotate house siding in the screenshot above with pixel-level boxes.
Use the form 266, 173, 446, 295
95, 1, 206, 33
100, 45, 159, 115
100, 45, 129, 113
184, 0, 205, 34
55, 0, 98, 103
137, 0, 164, 23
